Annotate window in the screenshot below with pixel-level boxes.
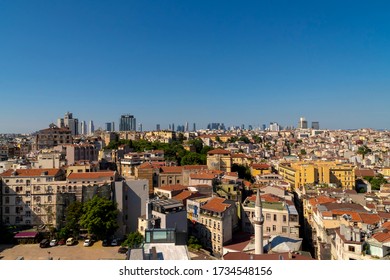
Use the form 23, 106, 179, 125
25, 211, 31, 217
266, 227, 271, 233
26, 201, 31, 206
5, 187, 10, 193
266, 213, 271, 221
48, 196, 52, 203
273, 214, 277, 221
348, 246, 355, 252
272, 225, 276, 231
5, 207, 9, 214
5, 197, 10, 204
282, 226, 288, 233
283, 215, 287, 223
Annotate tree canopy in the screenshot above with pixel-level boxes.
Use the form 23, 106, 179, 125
121, 231, 144, 248
79, 196, 119, 239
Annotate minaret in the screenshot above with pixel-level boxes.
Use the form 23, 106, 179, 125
253, 189, 264, 254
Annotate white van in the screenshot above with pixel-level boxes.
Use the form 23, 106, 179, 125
66, 237, 75, 246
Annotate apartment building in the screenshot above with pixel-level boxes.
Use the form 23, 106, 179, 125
241, 193, 300, 238
0, 168, 68, 228
207, 149, 232, 172
278, 161, 355, 190
197, 197, 238, 257
33, 125, 72, 151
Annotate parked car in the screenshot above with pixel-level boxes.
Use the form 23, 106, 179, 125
102, 239, 109, 247
39, 239, 50, 248
58, 239, 66, 246
118, 247, 128, 254
83, 239, 93, 247
66, 237, 75, 246
50, 239, 58, 247
110, 239, 118, 246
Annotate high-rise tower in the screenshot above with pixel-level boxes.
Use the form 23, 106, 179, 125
119, 114, 136, 131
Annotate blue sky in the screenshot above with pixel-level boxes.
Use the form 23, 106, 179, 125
1, 0, 390, 133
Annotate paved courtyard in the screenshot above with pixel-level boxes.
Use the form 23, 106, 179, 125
0, 241, 126, 260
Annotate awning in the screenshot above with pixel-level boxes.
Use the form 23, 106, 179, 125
14, 231, 39, 239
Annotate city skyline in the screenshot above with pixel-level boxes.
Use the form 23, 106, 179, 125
1, 1, 390, 133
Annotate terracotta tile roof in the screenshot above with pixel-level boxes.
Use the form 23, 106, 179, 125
372, 232, 390, 243
378, 211, 390, 220
173, 190, 203, 201
68, 171, 116, 180
358, 213, 381, 225
232, 153, 247, 158
382, 221, 390, 230
207, 149, 231, 155
1, 168, 62, 177
355, 169, 375, 177
224, 172, 238, 177
248, 193, 283, 203
160, 166, 183, 174
158, 184, 187, 192
308, 196, 337, 207
201, 197, 232, 213
251, 163, 271, 169
138, 162, 165, 169
330, 210, 362, 222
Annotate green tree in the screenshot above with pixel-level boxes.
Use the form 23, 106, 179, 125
300, 149, 307, 155
121, 231, 144, 248
181, 152, 205, 165
232, 163, 253, 182
63, 200, 84, 237
187, 139, 204, 153
79, 196, 119, 239
188, 235, 202, 250
357, 145, 372, 159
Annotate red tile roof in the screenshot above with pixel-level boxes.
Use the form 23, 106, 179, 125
138, 162, 165, 169
68, 171, 116, 180
173, 190, 203, 201
358, 213, 381, 225
251, 163, 271, 170
207, 149, 231, 155
1, 168, 62, 177
201, 197, 232, 213
372, 232, 390, 243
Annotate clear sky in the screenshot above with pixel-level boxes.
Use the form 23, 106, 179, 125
1, 0, 390, 133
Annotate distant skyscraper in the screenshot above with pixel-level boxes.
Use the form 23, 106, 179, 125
171, 123, 175, 132
105, 122, 112, 132
185, 122, 189, 132
311, 121, 320, 130
248, 125, 253, 131
80, 121, 87, 135
119, 114, 136, 131
193, 123, 196, 132
262, 124, 266, 131
269, 122, 280, 132
156, 124, 161, 131
299, 117, 308, 129
139, 123, 143, 132
58, 112, 78, 135
89, 120, 94, 135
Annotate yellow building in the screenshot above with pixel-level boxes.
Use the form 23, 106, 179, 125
250, 163, 272, 177
278, 161, 355, 190
207, 149, 232, 172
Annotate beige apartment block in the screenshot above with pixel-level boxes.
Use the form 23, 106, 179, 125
0, 168, 69, 228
